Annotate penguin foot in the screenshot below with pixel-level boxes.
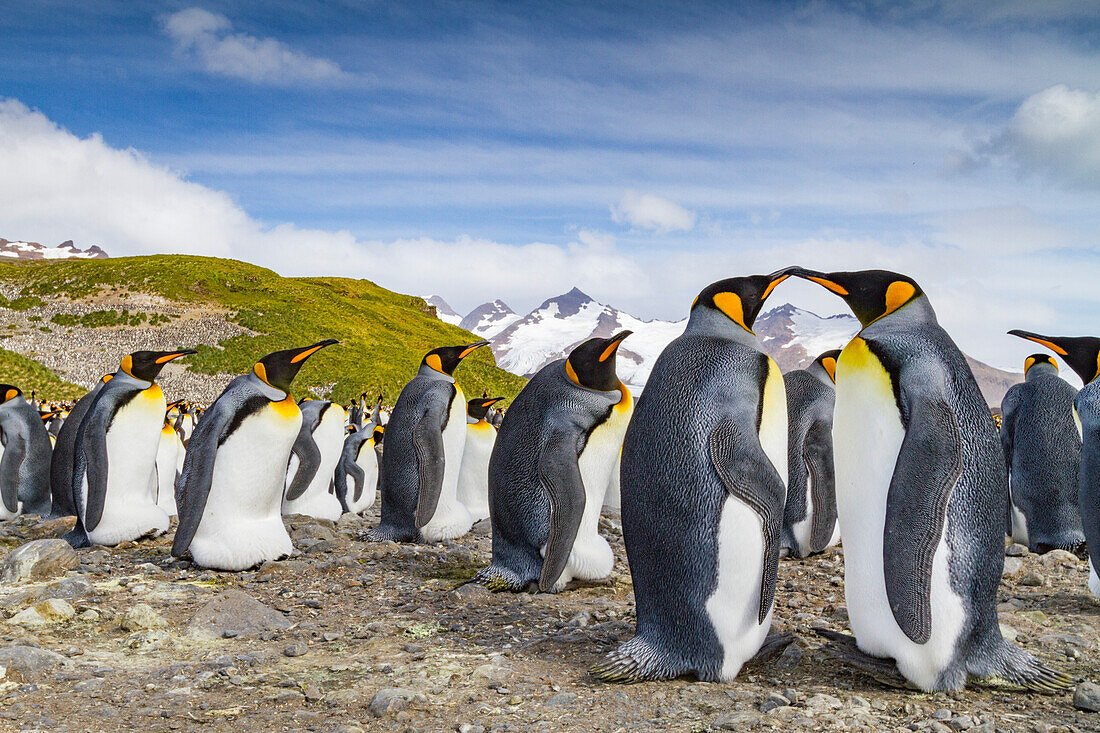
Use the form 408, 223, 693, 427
591, 636, 676, 683
744, 633, 797, 668
360, 524, 415, 543
473, 565, 526, 592
985, 640, 1076, 693
812, 627, 913, 690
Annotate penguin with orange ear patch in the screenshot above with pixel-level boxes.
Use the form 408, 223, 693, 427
172, 340, 338, 570
65, 349, 197, 547
1009, 330, 1100, 597
365, 342, 490, 543
781, 349, 842, 559
476, 331, 633, 593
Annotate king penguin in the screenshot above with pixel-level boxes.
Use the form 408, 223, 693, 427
476, 331, 633, 593
151, 406, 183, 516
283, 399, 347, 521
593, 274, 790, 683
0, 386, 54, 518
787, 268, 1070, 691
336, 423, 384, 515
781, 349, 842, 559
49, 374, 111, 517
456, 396, 503, 522
172, 340, 338, 571
1009, 330, 1100, 597
999, 353, 1083, 555
66, 350, 197, 547
365, 341, 489, 543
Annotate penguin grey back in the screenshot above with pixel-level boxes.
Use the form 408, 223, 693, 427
781, 362, 837, 557
0, 389, 53, 516
49, 380, 106, 517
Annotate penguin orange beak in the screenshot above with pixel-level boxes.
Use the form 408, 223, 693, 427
783, 267, 849, 295
483, 397, 504, 406
599, 331, 632, 362
459, 341, 491, 359
290, 339, 340, 364
1007, 330, 1068, 356
155, 349, 199, 364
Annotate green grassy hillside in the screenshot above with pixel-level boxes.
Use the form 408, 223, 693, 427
0, 255, 526, 403
0, 348, 84, 401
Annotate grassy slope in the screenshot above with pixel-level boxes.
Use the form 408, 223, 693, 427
0, 255, 526, 402
0, 348, 84, 400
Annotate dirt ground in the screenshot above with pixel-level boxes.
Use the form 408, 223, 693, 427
0, 507, 1096, 733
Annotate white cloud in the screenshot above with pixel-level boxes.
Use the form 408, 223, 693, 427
163, 8, 349, 85
610, 191, 696, 233
0, 99, 645, 314
998, 85, 1100, 187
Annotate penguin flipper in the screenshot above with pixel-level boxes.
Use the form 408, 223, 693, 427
285, 428, 322, 501
999, 387, 1020, 536
709, 418, 786, 624
73, 409, 111, 533
413, 396, 449, 529
803, 419, 836, 553
172, 400, 237, 558
537, 429, 585, 593
0, 433, 24, 514
884, 391, 963, 646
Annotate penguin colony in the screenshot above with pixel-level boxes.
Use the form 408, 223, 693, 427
7, 267, 1097, 696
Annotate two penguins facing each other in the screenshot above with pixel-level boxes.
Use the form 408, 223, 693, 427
595, 267, 1072, 694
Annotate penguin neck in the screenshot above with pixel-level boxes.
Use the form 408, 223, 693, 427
861, 294, 937, 334
685, 307, 763, 349
417, 364, 455, 383
112, 370, 153, 390
806, 362, 835, 387
1025, 363, 1059, 382
247, 372, 288, 401
466, 415, 482, 425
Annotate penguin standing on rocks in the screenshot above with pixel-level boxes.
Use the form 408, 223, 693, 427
336, 423, 384, 515
594, 274, 789, 683
1000, 353, 1083, 555
365, 342, 489, 543
0, 386, 54, 518
456, 396, 503, 522
282, 399, 347, 521
50, 374, 111, 517
786, 268, 1070, 691
1009, 330, 1100, 597
476, 332, 633, 593
172, 340, 338, 571
151, 407, 182, 516
65, 350, 197, 547
781, 349, 842, 559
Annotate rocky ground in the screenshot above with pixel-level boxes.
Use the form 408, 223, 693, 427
0, 508, 1096, 733
0, 285, 250, 400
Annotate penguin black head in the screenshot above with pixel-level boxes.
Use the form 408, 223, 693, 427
1009, 330, 1100, 385
565, 331, 631, 392
421, 341, 490, 376
0, 385, 22, 404
813, 349, 842, 383
467, 397, 503, 420
253, 339, 340, 392
372, 425, 385, 444
785, 268, 924, 327
1023, 353, 1058, 377
691, 270, 791, 333
121, 349, 198, 382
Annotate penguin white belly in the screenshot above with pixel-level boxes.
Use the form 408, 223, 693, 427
87, 392, 170, 545
602, 450, 622, 510
346, 439, 380, 513
1089, 558, 1100, 598
1008, 485, 1029, 546
0, 441, 20, 519
282, 409, 345, 521
421, 391, 474, 541
791, 471, 815, 555
834, 340, 966, 690
188, 405, 301, 571
553, 391, 633, 590
456, 422, 495, 521
176, 434, 186, 474
155, 429, 179, 516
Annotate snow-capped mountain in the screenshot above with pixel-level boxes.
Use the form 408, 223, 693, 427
460, 299, 522, 339
0, 238, 108, 260
424, 295, 462, 326
429, 288, 1021, 404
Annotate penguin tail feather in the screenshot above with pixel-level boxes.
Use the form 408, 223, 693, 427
473, 565, 526, 592
983, 641, 1076, 693
811, 627, 914, 690
591, 637, 675, 684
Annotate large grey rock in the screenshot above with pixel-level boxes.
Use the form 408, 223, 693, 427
0, 645, 68, 678
370, 688, 415, 717
1073, 681, 1100, 712
185, 590, 292, 640
1, 540, 78, 583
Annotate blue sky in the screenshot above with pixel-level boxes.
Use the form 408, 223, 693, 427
1, 1, 1098, 369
